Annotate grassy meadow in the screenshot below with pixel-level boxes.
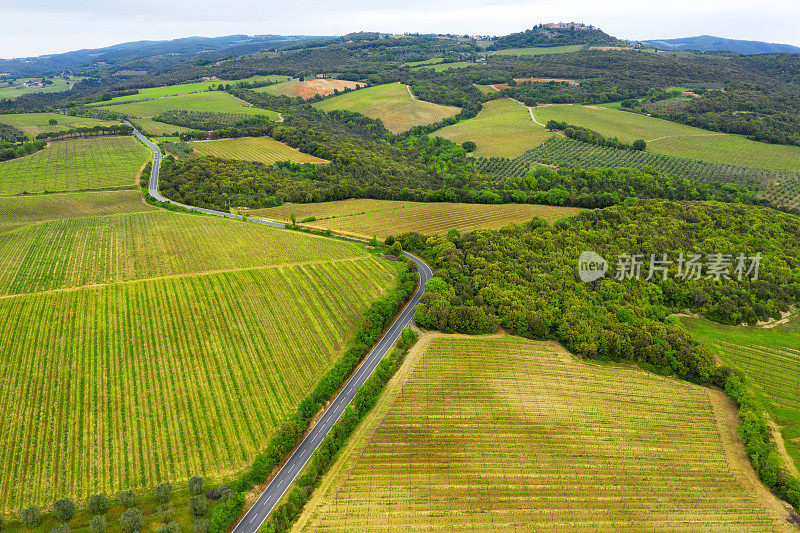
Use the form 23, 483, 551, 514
313, 83, 460, 134
0, 113, 113, 138
0, 190, 151, 229
185, 137, 327, 164
436, 98, 553, 157
533, 104, 800, 171
253, 198, 581, 239
0, 136, 150, 195
0, 77, 87, 99
97, 91, 281, 121
683, 316, 800, 472
292, 334, 790, 532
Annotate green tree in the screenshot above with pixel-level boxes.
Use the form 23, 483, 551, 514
193, 519, 209, 533
188, 476, 204, 496
88, 516, 106, 533
632, 139, 646, 151
390, 241, 403, 257
88, 494, 109, 515
156, 482, 173, 503
190, 496, 208, 517
48, 118, 58, 126
118, 489, 137, 508
369, 235, 379, 247
119, 509, 143, 533
53, 498, 76, 522
19, 507, 42, 529
461, 141, 477, 152
157, 522, 180, 533
289, 212, 297, 226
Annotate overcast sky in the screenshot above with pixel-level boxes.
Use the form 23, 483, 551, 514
2, 0, 799, 59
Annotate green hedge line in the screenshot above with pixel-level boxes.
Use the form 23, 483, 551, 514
724, 369, 800, 511
207, 267, 418, 533
261, 328, 419, 532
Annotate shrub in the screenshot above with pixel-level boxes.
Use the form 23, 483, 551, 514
19, 506, 42, 529
461, 140, 477, 152
119, 508, 143, 533
190, 495, 208, 517
156, 481, 174, 503
205, 488, 222, 501
157, 505, 175, 524
53, 497, 76, 522
299, 215, 316, 223
208, 491, 244, 533
188, 476, 204, 496
88, 493, 109, 515
118, 489, 137, 507
632, 139, 646, 151
89, 515, 107, 533
50, 526, 70, 533
193, 519, 210, 533
157, 522, 180, 533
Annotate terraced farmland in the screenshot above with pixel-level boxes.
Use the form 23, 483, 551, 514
532, 104, 800, 171
253, 199, 581, 239
97, 91, 281, 121
0, 256, 401, 510
0, 136, 150, 195
313, 83, 460, 134
0, 113, 113, 138
436, 98, 553, 157
188, 137, 327, 164
0, 210, 373, 295
293, 335, 790, 532
683, 316, 800, 472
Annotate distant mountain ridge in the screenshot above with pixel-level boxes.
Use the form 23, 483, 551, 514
641, 35, 800, 55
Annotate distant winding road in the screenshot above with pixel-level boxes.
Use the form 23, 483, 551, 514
130, 124, 433, 533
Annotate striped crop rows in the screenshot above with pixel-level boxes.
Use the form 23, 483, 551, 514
475, 136, 800, 209
0, 136, 150, 195
0, 210, 370, 296
0, 256, 400, 511
191, 137, 327, 165
308, 336, 783, 531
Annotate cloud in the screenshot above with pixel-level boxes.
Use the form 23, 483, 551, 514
1, 0, 799, 59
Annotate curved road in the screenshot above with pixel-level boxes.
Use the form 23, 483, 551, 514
131, 125, 433, 533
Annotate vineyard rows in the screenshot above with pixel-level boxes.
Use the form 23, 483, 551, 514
475, 136, 800, 209
0, 136, 150, 195
0, 257, 400, 511
301, 336, 786, 531
0, 210, 372, 296
190, 137, 327, 165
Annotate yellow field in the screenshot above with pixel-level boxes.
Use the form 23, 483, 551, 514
293, 334, 791, 532
313, 83, 460, 134
252, 199, 581, 238
436, 98, 554, 157
188, 137, 327, 164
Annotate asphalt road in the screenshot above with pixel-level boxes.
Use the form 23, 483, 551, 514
132, 125, 433, 532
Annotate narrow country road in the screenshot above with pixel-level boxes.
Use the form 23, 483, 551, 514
130, 124, 433, 532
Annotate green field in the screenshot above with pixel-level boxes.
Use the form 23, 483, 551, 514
683, 316, 800, 472
186, 137, 327, 164
0, 136, 150, 195
253, 198, 581, 239
0, 113, 114, 139
101, 76, 290, 104
436, 98, 553, 157
487, 44, 585, 56
130, 118, 196, 137
0, 195, 402, 510
293, 334, 788, 531
0, 77, 87, 99
0, 189, 151, 229
313, 83, 460, 134
410, 61, 476, 71
97, 91, 281, 121
533, 104, 800, 171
